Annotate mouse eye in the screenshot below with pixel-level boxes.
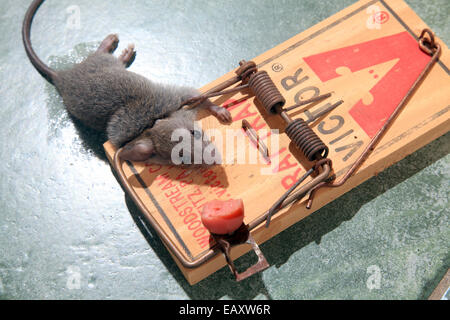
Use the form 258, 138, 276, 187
191, 130, 202, 140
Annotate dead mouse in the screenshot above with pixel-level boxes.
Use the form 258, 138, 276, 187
22, 0, 232, 164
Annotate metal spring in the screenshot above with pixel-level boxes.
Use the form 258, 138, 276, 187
285, 118, 329, 161
248, 70, 286, 114
181, 60, 329, 162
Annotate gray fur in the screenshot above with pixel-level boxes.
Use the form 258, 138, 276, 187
55, 52, 199, 146
52, 43, 231, 163
23, 0, 232, 164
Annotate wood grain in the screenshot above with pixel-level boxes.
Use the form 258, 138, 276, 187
104, 0, 450, 284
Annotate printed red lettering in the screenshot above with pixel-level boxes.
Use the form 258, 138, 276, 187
304, 32, 430, 137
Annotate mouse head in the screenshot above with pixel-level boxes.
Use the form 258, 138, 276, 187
120, 111, 221, 165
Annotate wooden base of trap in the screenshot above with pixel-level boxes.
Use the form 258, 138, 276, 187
104, 0, 450, 285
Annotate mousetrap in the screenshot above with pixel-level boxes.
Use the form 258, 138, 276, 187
104, 0, 450, 285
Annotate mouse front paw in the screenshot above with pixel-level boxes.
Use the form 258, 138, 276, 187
210, 105, 232, 124
119, 44, 136, 68
97, 34, 119, 54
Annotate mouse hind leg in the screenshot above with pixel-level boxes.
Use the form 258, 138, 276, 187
97, 34, 119, 54
118, 44, 136, 68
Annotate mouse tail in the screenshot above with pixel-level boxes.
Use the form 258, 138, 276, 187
22, 0, 57, 85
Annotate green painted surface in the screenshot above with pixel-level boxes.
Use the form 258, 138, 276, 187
0, 0, 448, 299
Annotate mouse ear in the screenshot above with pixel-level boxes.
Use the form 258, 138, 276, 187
120, 140, 154, 162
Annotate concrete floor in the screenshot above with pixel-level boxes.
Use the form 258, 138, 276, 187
0, 0, 448, 299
